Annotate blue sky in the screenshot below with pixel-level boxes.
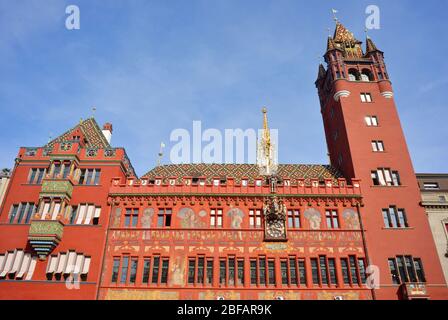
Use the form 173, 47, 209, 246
0, 0, 447, 176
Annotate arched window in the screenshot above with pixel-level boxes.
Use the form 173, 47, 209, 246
348, 68, 359, 81
361, 69, 373, 81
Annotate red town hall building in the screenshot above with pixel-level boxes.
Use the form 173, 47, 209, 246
0, 22, 447, 300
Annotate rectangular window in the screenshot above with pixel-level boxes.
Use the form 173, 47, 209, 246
220, 259, 226, 285
325, 210, 339, 229
372, 168, 401, 186
71, 204, 101, 225
259, 257, 266, 285
9, 203, 36, 224
62, 163, 71, 179
423, 182, 439, 190
157, 208, 172, 227
328, 258, 337, 285
358, 259, 367, 284
371, 140, 385, 152
142, 258, 151, 284
287, 210, 301, 229
388, 259, 400, 284
268, 259, 276, 285
388, 256, 426, 284
298, 259, 306, 285
129, 258, 138, 284
319, 256, 329, 285
249, 209, 262, 228
365, 116, 378, 127
382, 206, 408, 228
207, 259, 214, 285
250, 260, 257, 285
360, 93, 372, 103
349, 256, 360, 285
151, 256, 160, 284
111, 258, 120, 283
79, 169, 101, 185
28, 168, 46, 184
161, 259, 169, 284
311, 258, 319, 285
281, 260, 288, 285
237, 259, 244, 285
341, 258, 350, 285
124, 208, 139, 228
210, 209, 223, 228
120, 256, 129, 284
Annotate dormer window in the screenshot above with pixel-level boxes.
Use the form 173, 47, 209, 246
155, 179, 161, 186
169, 179, 176, 186
241, 179, 248, 187
255, 180, 262, 187
213, 179, 220, 186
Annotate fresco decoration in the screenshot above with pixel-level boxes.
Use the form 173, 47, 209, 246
342, 209, 360, 230
104, 289, 179, 300
177, 207, 207, 229
112, 207, 122, 228
198, 291, 241, 300
317, 291, 360, 300
304, 208, 322, 230
170, 255, 186, 286
141, 208, 154, 228
227, 208, 244, 229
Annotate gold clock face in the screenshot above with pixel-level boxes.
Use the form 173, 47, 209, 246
267, 221, 285, 238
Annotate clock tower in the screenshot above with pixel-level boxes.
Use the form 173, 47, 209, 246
316, 21, 447, 299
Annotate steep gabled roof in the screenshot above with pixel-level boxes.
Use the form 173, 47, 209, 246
142, 164, 343, 184
333, 22, 361, 44
45, 118, 110, 149
365, 36, 382, 53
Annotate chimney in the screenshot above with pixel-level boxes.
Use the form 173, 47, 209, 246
102, 123, 113, 144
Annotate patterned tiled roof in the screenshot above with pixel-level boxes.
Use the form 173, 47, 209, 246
45, 118, 110, 149
142, 164, 343, 184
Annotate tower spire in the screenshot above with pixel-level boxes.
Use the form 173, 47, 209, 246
257, 107, 278, 176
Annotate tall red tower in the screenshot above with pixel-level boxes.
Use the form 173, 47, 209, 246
316, 22, 447, 299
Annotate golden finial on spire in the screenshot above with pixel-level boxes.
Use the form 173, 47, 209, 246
92, 106, 96, 118
257, 107, 277, 176
79, 117, 83, 125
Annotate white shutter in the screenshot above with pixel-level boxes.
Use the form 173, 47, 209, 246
17, 254, 31, 278
10, 250, 24, 274
372, 117, 378, 126
384, 169, 393, 185
74, 254, 85, 274
24, 257, 37, 280
365, 117, 371, 126
366, 94, 372, 102
84, 205, 95, 225
360, 94, 366, 102
65, 251, 77, 274
42, 202, 51, 220
0, 252, 15, 277
94, 207, 101, 219
377, 170, 386, 186
75, 205, 87, 225
81, 257, 91, 275
55, 253, 68, 274
0, 255, 6, 276
52, 203, 61, 220
46, 255, 58, 274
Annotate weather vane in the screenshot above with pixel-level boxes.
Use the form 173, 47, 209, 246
92, 106, 97, 117
331, 9, 339, 23
157, 142, 166, 167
